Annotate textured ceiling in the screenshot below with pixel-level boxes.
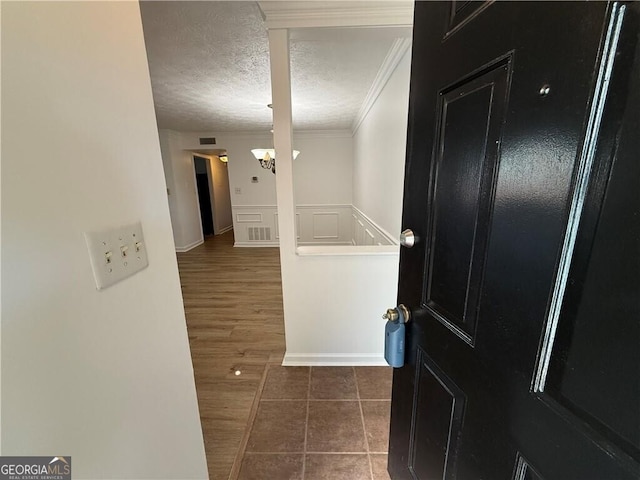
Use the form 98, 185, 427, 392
290, 27, 406, 130
140, 1, 410, 132
140, 1, 272, 132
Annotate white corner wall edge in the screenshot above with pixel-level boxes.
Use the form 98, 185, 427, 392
283, 353, 388, 366
175, 238, 204, 253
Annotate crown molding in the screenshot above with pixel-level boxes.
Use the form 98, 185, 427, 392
352, 37, 411, 134
258, 1, 414, 29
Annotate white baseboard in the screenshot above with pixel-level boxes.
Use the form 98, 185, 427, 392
216, 225, 233, 235
175, 238, 204, 253
234, 241, 279, 248
282, 353, 387, 366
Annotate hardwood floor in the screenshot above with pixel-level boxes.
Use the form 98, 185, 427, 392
177, 231, 285, 480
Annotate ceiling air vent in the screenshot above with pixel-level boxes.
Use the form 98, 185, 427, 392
199, 137, 216, 145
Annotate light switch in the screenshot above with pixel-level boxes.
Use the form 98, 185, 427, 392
85, 221, 149, 290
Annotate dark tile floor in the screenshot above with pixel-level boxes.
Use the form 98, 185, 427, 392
237, 366, 393, 480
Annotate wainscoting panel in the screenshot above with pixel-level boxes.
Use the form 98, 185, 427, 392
236, 212, 263, 223
356, 219, 366, 245
365, 228, 375, 245
297, 205, 352, 245
234, 205, 278, 247
274, 212, 301, 240
312, 212, 340, 239
351, 206, 396, 246
233, 204, 397, 247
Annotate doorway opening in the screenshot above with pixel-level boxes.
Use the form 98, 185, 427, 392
193, 155, 215, 236
191, 151, 233, 240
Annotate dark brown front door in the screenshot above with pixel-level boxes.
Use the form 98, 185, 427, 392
389, 2, 640, 479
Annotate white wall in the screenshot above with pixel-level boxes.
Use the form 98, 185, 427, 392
162, 130, 355, 247
293, 131, 353, 205
158, 130, 182, 246
282, 250, 399, 365
1, 3, 208, 478
186, 130, 354, 208
208, 156, 233, 233
158, 129, 204, 251
353, 48, 411, 242
182, 131, 277, 207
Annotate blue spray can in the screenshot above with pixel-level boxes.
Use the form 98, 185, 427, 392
383, 305, 410, 368
385, 320, 405, 368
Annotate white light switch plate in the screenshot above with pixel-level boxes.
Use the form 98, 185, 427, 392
85, 221, 149, 290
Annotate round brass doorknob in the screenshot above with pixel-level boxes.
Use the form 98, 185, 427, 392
383, 308, 400, 322
382, 304, 411, 323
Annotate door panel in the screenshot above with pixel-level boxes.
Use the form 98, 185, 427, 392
389, 2, 640, 479
544, 125, 640, 457
425, 60, 510, 345
409, 350, 466, 479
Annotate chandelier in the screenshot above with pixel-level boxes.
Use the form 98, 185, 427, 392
251, 149, 300, 174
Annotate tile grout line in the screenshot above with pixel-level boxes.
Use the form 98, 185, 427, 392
301, 366, 312, 479
354, 367, 375, 480
227, 362, 270, 480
